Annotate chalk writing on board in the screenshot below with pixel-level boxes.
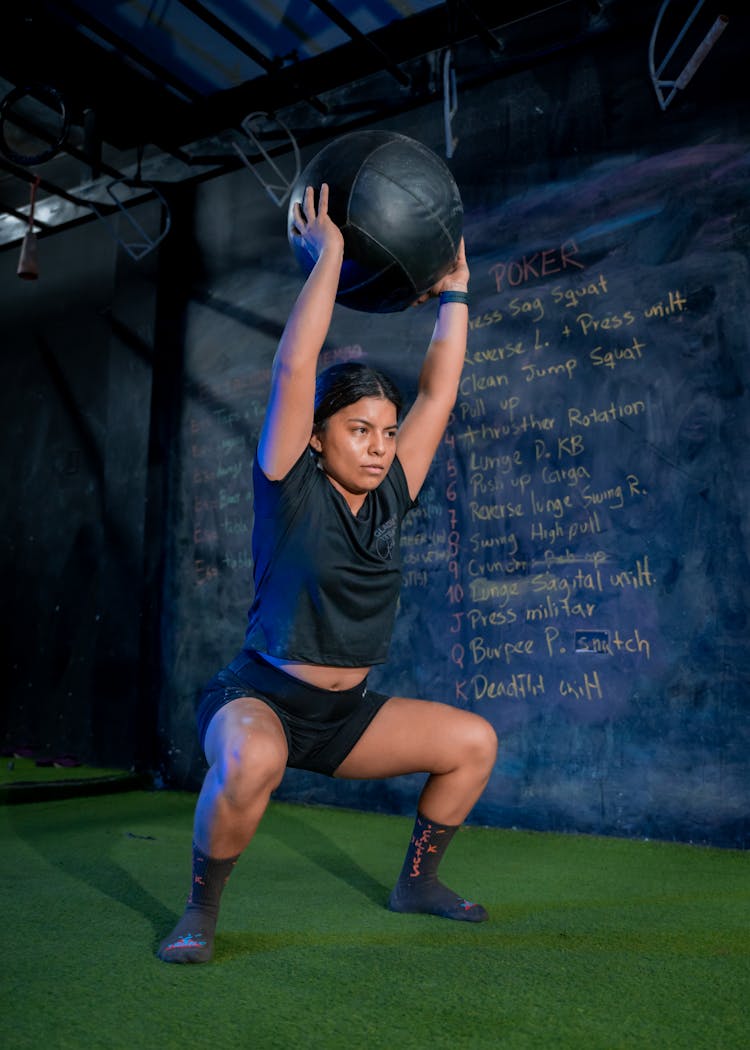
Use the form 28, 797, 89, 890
397, 250, 702, 709
180, 249, 733, 723
188, 382, 265, 587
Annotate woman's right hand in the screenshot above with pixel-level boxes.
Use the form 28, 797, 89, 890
290, 183, 344, 262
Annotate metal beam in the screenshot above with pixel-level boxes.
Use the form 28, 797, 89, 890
176, 0, 328, 114
0, 198, 51, 228
309, 0, 411, 86
189, 0, 579, 143
177, 0, 282, 73
57, 0, 202, 102
0, 155, 93, 209
451, 0, 505, 54
0, 154, 156, 218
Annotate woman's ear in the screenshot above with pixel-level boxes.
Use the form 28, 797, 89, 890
309, 430, 323, 454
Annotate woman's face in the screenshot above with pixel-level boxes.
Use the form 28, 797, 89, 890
310, 396, 398, 499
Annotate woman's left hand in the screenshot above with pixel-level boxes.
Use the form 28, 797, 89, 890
412, 237, 469, 305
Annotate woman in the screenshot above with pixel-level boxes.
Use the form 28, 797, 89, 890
158, 183, 497, 963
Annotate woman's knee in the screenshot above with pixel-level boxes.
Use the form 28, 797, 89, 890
214, 726, 287, 806
460, 713, 498, 774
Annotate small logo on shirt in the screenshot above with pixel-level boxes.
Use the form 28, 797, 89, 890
374, 516, 397, 560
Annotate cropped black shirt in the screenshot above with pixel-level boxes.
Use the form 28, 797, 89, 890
245, 447, 417, 666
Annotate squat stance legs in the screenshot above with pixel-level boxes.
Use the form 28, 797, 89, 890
158, 695, 497, 962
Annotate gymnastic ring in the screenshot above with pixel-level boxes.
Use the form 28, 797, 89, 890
0, 83, 71, 166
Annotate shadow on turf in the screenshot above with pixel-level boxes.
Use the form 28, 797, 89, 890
8, 804, 180, 953
265, 806, 391, 908
8, 799, 395, 961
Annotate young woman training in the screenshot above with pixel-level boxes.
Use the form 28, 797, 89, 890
158, 182, 498, 963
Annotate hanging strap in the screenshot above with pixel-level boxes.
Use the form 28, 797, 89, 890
28, 176, 40, 228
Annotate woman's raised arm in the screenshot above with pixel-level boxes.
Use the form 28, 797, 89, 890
396, 238, 470, 500
257, 184, 344, 480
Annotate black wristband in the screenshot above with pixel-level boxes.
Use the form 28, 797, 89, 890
439, 290, 469, 306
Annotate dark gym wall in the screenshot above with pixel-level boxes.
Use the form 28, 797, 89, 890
3, 24, 748, 848
1, 211, 157, 768
157, 26, 750, 847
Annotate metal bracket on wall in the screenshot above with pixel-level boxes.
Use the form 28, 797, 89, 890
649, 0, 728, 110
443, 50, 458, 159
232, 112, 301, 207
90, 180, 172, 261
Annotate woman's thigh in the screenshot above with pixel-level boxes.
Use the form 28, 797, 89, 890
333, 696, 496, 780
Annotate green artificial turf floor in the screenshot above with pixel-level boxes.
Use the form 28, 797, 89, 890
0, 756, 150, 804
2, 790, 748, 1049
0, 755, 129, 786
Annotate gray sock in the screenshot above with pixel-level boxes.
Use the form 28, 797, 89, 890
388, 813, 488, 922
157, 843, 239, 963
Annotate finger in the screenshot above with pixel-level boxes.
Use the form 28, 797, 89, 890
292, 200, 306, 229
303, 184, 316, 220
449, 239, 466, 272
318, 182, 329, 216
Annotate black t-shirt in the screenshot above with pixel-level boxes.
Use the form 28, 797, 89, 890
245, 447, 417, 666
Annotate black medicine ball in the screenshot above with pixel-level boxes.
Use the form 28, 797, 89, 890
287, 130, 463, 313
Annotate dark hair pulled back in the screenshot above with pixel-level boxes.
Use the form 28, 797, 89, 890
313, 361, 403, 429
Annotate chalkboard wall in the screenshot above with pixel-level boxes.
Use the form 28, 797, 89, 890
151, 27, 750, 847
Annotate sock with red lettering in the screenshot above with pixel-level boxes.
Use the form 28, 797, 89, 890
157, 843, 239, 963
388, 813, 488, 922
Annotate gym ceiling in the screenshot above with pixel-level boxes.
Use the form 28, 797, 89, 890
0, 1, 741, 253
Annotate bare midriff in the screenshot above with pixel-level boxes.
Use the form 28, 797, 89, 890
260, 653, 370, 691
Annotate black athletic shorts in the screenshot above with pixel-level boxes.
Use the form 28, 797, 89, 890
195, 649, 391, 777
